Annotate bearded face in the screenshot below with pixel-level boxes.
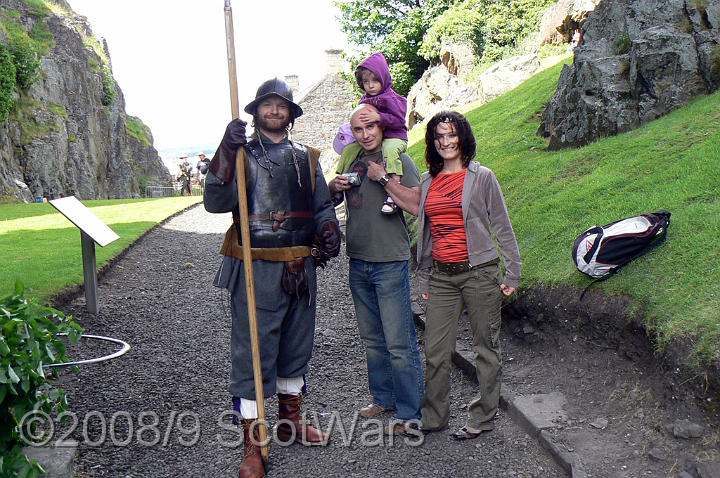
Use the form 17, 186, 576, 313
254, 96, 292, 134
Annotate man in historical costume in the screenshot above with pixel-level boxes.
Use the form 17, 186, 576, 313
204, 77, 341, 478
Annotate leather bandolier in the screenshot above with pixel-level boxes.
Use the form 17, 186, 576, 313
220, 138, 321, 262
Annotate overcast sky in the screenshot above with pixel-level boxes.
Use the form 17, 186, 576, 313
66, 0, 350, 153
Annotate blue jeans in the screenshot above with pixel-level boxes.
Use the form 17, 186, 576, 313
349, 259, 424, 421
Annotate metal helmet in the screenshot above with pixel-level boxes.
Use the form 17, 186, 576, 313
244, 77, 303, 119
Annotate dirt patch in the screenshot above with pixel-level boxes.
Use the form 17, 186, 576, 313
496, 285, 720, 476
506, 286, 720, 413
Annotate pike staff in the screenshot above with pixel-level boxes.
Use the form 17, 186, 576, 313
223, 0, 270, 464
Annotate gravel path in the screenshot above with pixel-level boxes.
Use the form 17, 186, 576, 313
53, 204, 561, 478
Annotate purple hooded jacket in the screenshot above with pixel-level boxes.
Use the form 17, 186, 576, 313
357, 52, 408, 141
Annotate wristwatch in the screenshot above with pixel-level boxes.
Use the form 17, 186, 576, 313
378, 174, 391, 187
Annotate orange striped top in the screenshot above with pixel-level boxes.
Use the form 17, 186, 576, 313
425, 170, 468, 263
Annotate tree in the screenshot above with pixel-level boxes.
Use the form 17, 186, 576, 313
335, 0, 421, 46
335, 0, 454, 96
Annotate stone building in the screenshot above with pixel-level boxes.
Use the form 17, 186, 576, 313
290, 49, 359, 174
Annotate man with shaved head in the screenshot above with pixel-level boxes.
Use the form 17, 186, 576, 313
329, 103, 424, 435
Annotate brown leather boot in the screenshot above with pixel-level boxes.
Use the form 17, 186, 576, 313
276, 393, 329, 446
238, 419, 265, 478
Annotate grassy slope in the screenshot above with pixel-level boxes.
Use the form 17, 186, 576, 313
0, 197, 202, 303
407, 59, 720, 363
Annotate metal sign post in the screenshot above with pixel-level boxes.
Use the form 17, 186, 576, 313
49, 196, 120, 314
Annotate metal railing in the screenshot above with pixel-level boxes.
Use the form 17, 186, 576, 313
144, 185, 204, 198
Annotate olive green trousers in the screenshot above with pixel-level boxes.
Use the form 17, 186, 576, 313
420, 262, 503, 431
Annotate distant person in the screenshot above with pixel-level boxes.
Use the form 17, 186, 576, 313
328, 103, 424, 436
572, 29, 581, 46
178, 156, 192, 196
335, 52, 408, 215
196, 153, 211, 185
203, 78, 341, 478
567, 29, 581, 52
413, 111, 521, 439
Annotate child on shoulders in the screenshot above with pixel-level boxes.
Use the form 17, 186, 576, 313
335, 52, 408, 214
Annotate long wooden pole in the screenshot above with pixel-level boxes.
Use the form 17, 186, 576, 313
224, 0, 269, 463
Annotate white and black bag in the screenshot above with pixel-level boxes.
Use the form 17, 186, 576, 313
572, 210, 671, 280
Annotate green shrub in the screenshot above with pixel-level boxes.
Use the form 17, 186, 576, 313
101, 66, 117, 106
0, 281, 83, 477
388, 61, 416, 102
0, 44, 17, 122
138, 174, 150, 195
87, 54, 100, 72
2, 19, 45, 91
28, 19, 54, 56
419, 0, 555, 65
419, 6, 484, 61
46, 102, 67, 117
125, 115, 152, 147
613, 32, 631, 55
9, 37, 40, 89
19, 0, 49, 18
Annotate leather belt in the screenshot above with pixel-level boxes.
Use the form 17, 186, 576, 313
433, 257, 499, 275
234, 210, 313, 232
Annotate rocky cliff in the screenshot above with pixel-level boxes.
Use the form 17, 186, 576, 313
0, 0, 170, 202
538, 0, 720, 149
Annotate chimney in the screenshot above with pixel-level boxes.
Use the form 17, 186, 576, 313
325, 49, 346, 76
284, 75, 299, 93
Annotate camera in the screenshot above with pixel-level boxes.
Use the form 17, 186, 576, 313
345, 172, 361, 186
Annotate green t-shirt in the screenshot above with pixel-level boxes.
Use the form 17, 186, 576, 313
343, 151, 420, 262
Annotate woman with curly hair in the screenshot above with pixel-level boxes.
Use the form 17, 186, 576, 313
416, 111, 522, 439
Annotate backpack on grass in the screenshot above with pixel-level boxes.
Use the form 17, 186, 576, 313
572, 210, 671, 280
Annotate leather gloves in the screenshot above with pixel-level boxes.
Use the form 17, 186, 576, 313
208, 118, 247, 183
320, 221, 341, 258
221, 118, 248, 151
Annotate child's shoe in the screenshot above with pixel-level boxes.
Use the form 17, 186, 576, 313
381, 196, 397, 214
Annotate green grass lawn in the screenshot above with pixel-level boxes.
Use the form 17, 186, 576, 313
0, 196, 202, 304
408, 59, 720, 363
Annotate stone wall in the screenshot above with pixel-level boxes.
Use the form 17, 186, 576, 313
291, 51, 358, 175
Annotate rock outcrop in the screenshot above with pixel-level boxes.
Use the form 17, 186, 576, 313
406, 47, 547, 129
534, 0, 601, 46
538, 0, 720, 150
0, 0, 170, 202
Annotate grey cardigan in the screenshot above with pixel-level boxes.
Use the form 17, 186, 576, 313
416, 161, 522, 294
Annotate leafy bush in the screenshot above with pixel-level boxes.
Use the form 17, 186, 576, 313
419, 6, 484, 61
420, 0, 555, 64
19, 0, 50, 18
0, 281, 83, 477
1, 20, 44, 92
101, 66, 117, 106
613, 32, 631, 55
125, 115, 153, 147
46, 102, 67, 117
28, 19, 54, 56
9, 37, 41, 89
388, 61, 417, 100
138, 174, 150, 196
0, 45, 17, 123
